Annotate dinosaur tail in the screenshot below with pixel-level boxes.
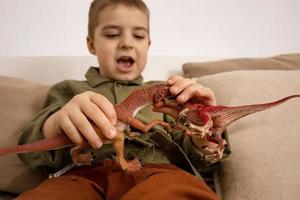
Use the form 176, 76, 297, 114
212, 94, 300, 132
0, 134, 74, 156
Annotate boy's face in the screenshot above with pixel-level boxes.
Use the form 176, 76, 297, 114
87, 5, 150, 81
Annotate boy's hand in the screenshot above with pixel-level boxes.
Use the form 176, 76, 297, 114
43, 91, 117, 149
167, 76, 224, 162
167, 75, 216, 106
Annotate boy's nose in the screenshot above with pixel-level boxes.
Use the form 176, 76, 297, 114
118, 36, 133, 49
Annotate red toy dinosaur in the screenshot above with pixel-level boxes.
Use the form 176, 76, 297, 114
153, 93, 300, 163
0, 84, 172, 171
0, 83, 299, 170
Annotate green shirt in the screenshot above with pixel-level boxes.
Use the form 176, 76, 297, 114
18, 67, 231, 179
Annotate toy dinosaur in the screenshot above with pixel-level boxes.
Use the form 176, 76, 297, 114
0, 83, 299, 170
0, 84, 172, 171
152, 93, 300, 163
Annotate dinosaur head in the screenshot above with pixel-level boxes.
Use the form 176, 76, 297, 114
177, 107, 213, 138
152, 84, 172, 104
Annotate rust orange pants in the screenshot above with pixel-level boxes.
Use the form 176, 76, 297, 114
16, 160, 220, 200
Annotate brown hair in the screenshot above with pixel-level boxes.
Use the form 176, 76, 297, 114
88, 0, 150, 39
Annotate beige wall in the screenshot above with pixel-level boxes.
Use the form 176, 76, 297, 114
0, 0, 300, 57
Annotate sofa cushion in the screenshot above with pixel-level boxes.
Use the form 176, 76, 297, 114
183, 53, 300, 78
0, 76, 49, 194
195, 70, 300, 200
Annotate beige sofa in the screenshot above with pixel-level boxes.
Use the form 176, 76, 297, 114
0, 54, 300, 199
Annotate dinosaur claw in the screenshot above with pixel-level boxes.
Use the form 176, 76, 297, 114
73, 152, 94, 165
167, 126, 172, 133
122, 159, 142, 172
200, 143, 225, 164
127, 132, 141, 139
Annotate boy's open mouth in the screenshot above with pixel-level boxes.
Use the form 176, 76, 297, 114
116, 56, 135, 72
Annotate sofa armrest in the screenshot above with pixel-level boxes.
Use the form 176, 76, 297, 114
0, 76, 50, 194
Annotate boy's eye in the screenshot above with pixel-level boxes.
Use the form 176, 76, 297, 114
134, 34, 145, 40
105, 33, 119, 38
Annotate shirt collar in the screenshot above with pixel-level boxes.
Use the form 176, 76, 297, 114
85, 67, 144, 87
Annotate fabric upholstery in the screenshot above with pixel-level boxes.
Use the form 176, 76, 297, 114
183, 53, 300, 78
195, 70, 300, 200
0, 76, 49, 194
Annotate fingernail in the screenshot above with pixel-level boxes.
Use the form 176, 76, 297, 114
172, 86, 178, 93
167, 79, 173, 84
94, 140, 103, 149
179, 95, 186, 102
107, 127, 117, 138
111, 118, 117, 125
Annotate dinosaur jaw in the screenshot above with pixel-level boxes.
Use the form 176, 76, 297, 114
177, 108, 226, 145
177, 108, 213, 138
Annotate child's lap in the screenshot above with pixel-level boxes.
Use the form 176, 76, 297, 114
16, 160, 219, 200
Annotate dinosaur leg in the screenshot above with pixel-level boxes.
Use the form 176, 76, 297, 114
126, 131, 141, 139
70, 143, 93, 165
113, 131, 141, 171
202, 147, 224, 164
191, 136, 225, 164
144, 120, 172, 132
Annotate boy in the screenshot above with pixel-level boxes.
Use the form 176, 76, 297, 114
16, 0, 229, 199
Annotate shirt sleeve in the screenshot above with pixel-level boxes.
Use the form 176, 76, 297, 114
18, 81, 74, 169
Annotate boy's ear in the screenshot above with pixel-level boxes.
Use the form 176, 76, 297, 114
86, 36, 96, 55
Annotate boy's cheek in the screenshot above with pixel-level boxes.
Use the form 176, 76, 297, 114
97, 54, 113, 65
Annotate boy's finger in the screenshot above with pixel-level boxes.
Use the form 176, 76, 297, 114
194, 87, 217, 105
90, 93, 117, 125
170, 78, 195, 96
80, 101, 117, 139
60, 115, 84, 145
176, 84, 199, 103
69, 109, 103, 149
166, 75, 181, 85
176, 84, 216, 105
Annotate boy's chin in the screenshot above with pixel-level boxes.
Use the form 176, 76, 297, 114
109, 73, 140, 81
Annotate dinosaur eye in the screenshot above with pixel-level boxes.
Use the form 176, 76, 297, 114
179, 114, 188, 124
153, 94, 162, 103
